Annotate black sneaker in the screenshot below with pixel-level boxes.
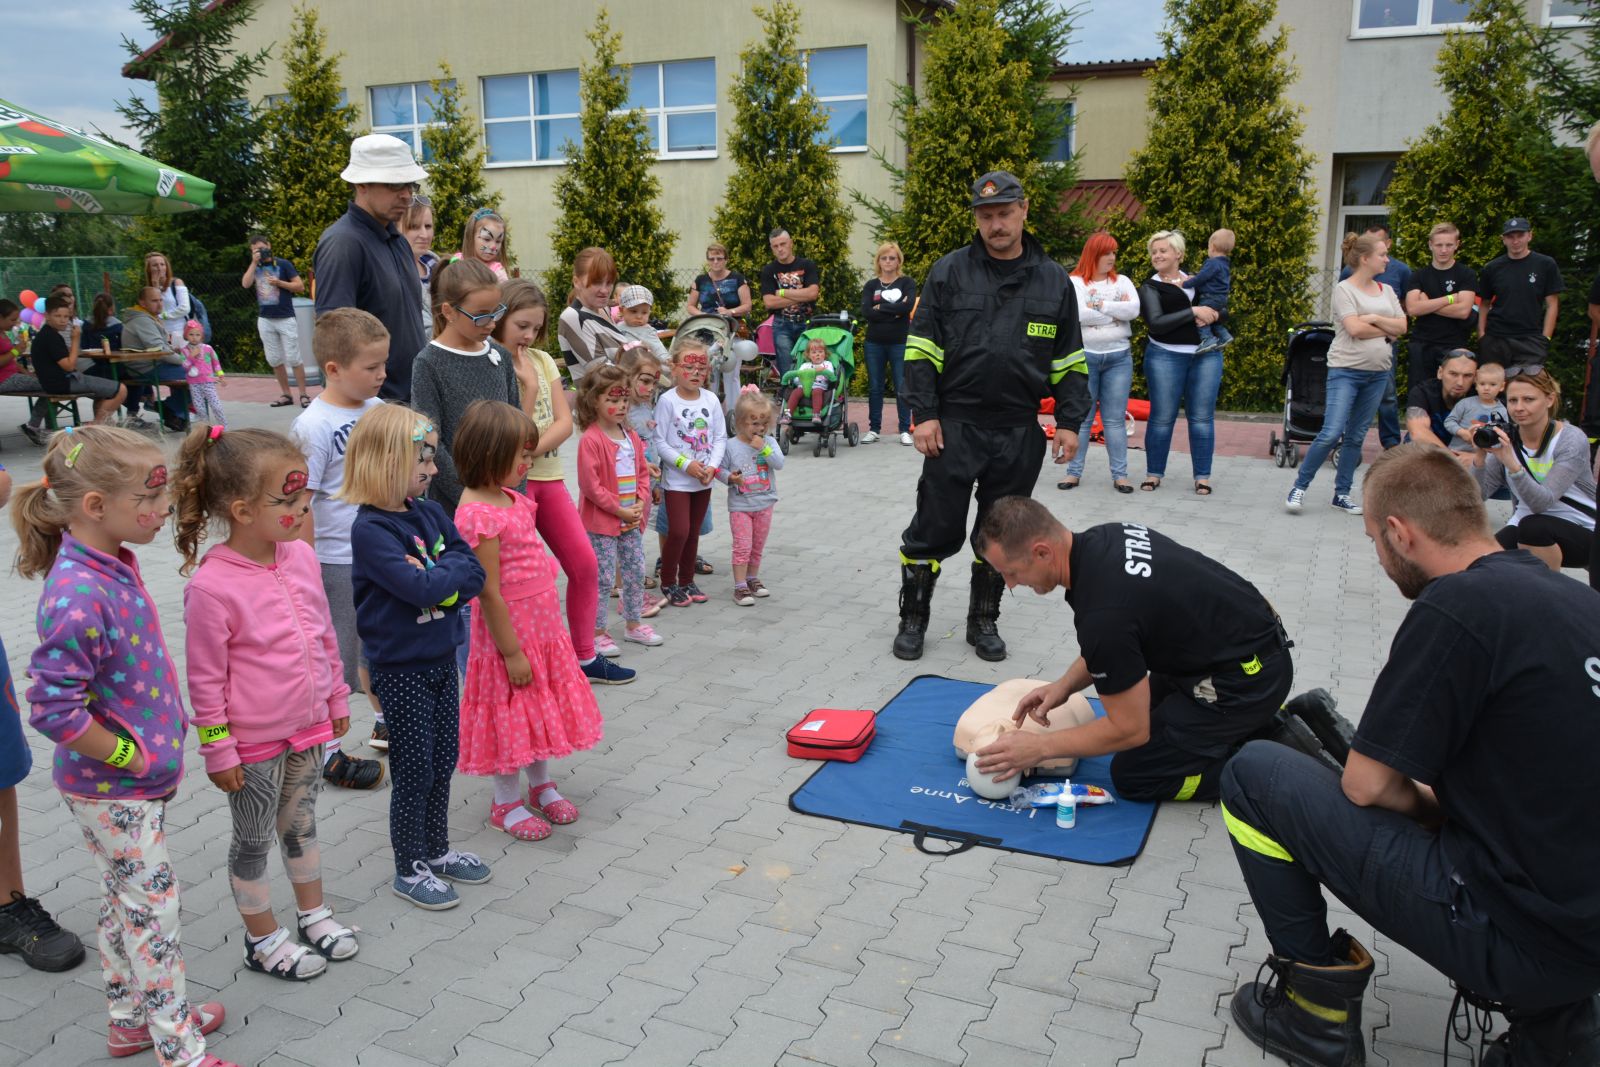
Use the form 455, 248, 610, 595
369, 721, 390, 752
19, 423, 45, 446
0, 891, 85, 972
323, 750, 386, 790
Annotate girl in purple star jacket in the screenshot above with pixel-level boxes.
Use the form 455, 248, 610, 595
12, 425, 236, 1067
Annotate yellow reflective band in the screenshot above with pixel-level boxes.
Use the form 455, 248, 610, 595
1174, 774, 1202, 801
1221, 802, 1294, 862
1027, 321, 1058, 339
1288, 988, 1348, 1024
905, 335, 945, 372
898, 552, 941, 573
1241, 655, 1262, 676
1050, 349, 1087, 385
197, 723, 231, 745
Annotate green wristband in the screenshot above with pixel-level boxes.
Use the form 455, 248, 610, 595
675, 455, 689, 470
759, 445, 774, 458
105, 736, 136, 769
197, 723, 231, 746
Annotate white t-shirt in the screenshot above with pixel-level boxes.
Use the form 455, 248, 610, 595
292, 395, 386, 564
653, 388, 727, 492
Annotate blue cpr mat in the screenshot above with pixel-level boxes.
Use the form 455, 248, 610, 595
788, 675, 1158, 866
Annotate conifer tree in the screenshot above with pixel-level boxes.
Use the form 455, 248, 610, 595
422, 64, 505, 269
541, 11, 679, 312
119, 0, 269, 273
711, 1, 855, 315
258, 4, 359, 270
1121, 0, 1317, 410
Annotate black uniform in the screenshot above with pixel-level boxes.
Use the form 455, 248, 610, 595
1478, 250, 1563, 365
1064, 523, 1293, 801
899, 232, 1090, 564
1221, 550, 1600, 1011
1402, 262, 1477, 385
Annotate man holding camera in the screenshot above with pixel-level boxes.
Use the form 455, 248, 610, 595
242, 233, 309, 408
1222, 444, 1600, 1067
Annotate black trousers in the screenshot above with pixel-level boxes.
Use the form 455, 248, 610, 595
1220, 741, 1600, 1012
900, 420, 1046, 564
372, 664, 459, 877
1109, 645, 1292, 803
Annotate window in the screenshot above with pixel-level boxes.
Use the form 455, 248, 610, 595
1546, 0, 1588, 24
1352, 0, 1474, 35
1043, 101, 1075, 164
805, 46, 867, 150
264, 90, 348, 110
1335, 157, 1397, 261
369, 82, 450, 161
623, 59, 718, 157
482, 71, 581, 165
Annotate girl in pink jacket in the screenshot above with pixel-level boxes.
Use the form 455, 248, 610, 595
173, 425, 359, 983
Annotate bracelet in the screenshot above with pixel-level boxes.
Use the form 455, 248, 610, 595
758, 445, 774, 458
675, 455, 689, 470
1447, 294, 1456, 305
197, 723, 231, 745
105, 736, 136, 769
778, 288, 787, 299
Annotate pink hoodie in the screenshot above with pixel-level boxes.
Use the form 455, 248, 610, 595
183, 538, 351, 773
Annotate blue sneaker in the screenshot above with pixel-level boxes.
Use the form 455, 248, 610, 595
428, 849, 491, 885
1285, 486, 1305, 512
1330, 495, 1363, 515
581, 656, 637, 685
392, 861, 459, 910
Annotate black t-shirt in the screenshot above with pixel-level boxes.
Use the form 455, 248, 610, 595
1352, 550, 1600, 966
760, 258, 819, 321
1404, 263, 1478, 348
1478, 251, 1563, 339
1063, 523, 1283, 695
31, 326, 73, 394
1404, 377, 1458, 444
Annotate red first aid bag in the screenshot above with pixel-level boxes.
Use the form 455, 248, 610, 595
786, 708, 876, 762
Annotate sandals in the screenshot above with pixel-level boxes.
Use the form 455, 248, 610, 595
1114, 482, 1135, 494
1194, 481, 1213, 496
1056, 478, 1080, 491
529, 783, 579, 825
270, 393, 294, 407
299, 395, 311, 408
695, 556, 714, 575
243, 926, 326, 981
296, 905, 359, 961
490, 800, 552, 841
1140, 477, 1161, 492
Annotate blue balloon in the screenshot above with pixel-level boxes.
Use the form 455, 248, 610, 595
32, 297, 46, 313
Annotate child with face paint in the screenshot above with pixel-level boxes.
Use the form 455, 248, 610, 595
341, 405, 488, 910
11, 426, 240, 1067
577, 366, 661, 652
180, 320, 226, 427
452, 400, 604, 840
449, 207, 510, 281
171, 426, 360, 983
653, 339, 727, 607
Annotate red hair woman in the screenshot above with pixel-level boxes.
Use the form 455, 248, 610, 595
1058, 233, 1140, 492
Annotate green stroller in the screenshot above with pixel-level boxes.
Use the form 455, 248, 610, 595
777, 312, 860, 458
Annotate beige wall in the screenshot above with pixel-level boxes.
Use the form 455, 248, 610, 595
1050, 72, 1151, 181
230, 0, 918, 282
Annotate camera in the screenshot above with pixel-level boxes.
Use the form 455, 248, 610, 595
1472, 413, 1507, 450
256, 247, 273, 265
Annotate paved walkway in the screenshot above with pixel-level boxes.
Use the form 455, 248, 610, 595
0, 393, 1503, 1067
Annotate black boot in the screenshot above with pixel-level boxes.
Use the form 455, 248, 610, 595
1284, 688, 1355, 766
893, 563, 938, 661
1257, 709, 1343, 775
1230, 929, 1374, 1067
1481, 994, 1600, 1067
965, 560, 1007, 662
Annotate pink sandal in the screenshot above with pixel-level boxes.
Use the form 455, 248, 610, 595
529, 783, 579, 825
108, 1002, 224, 1058
490, 800, 552, 841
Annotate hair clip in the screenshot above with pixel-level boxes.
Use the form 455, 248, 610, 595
207, 425, 224, 443
471, 207, 500, 221
40, 475, 49, 489
64, 442, 83, 469
740, 384, 761, 394
412, 420, 435, 442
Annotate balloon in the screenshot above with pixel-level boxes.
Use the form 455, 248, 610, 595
32, 298, 46, 314
17, 290, 37, 307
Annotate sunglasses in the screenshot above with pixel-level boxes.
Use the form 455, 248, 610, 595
452, 302, 508, 326
382, 182, 419, 193
410, 193, 431, 207
1503, 364, 1545, 381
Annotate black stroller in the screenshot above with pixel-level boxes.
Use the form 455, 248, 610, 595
1269, 322, 1333, 468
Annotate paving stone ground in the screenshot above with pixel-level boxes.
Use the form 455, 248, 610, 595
0, 394, 1530, 1066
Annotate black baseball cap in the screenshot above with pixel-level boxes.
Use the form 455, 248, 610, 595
1502, 217, 1532, 234
971, 171, 1025, 208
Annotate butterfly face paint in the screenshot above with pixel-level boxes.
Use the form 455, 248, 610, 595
413, 438, 438, 496
506, 438, 539, 487
475, 226, 504, 261
281, 470, 308, 496
261, 461, 311, 538
144, 465, 169, 489
676, 351, 708, 387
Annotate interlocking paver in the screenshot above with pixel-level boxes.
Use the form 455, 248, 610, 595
690, 1007, 815, 1067
744, 957, 858, 1024
787, 997, 904, 1067
373, 990, 508, 1064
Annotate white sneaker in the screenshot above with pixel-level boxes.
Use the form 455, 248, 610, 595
1285, 486, 1305, 511
900, 432, 914, 446
623, 624, 663, 646
594, 632, 622, 658
861, 430, 880, 443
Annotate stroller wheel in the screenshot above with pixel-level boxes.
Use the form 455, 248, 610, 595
847, 423, 860, 446
1274, 445, 1287, 468
778, 425, 791, 455
828, 434, 838, 458
1268, 431, 1279, 456
1291, 444, 1301, 467
813, 433, 823, 457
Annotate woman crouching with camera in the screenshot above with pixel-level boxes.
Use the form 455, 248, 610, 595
1470, 366, 1595, 574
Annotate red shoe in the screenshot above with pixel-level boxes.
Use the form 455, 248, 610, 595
108, 1001, 225, 1057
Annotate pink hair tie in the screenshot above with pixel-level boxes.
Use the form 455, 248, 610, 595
185, 319, 203, 333
207, 425, 224, 443
740, 384, 761, 394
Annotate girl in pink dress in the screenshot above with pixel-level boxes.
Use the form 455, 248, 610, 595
452, 400, 602, 841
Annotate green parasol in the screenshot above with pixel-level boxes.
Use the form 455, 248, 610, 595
0, 98, 214, 215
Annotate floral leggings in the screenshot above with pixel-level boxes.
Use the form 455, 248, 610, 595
189, 382, 224, 427
729, 506, 774, 573
589, 528, 645, 623
63, 794, 205, 1067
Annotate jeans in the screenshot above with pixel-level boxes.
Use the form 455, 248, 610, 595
1064, 348, 1133, 481
1377, 358, 1401, 447
771, 317, 807, 377
1143, 342, 1224, 480
1294, 366, 1387, 497
865, 340, 908, 434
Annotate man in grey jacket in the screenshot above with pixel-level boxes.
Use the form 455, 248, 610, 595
119, 286, 191, 431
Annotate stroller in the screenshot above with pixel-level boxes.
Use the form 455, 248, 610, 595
1269, 322, 1333, 468
777, 312, 861, 458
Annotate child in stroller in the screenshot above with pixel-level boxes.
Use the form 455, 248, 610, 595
775, 314, 861, 458
781, 338, 838, 426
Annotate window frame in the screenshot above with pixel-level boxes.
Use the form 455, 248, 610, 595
1332, 155, 1399, 268
1543, 0, 1590, 27
368, 81, 451, 161
1043, 100, 1076, 165
480, 70, 583, 168
802, 45, 869, 154
622, 59, 719, 160
1349, 0, 1477, 38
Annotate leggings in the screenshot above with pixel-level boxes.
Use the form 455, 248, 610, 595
227, 746, 324, 916
662, 489, 711, 588
372, 665, 459, 876
189, 382, 224, 427
729, 507, 773, 573
589, 528, 646, 623
525, 479, 599, 661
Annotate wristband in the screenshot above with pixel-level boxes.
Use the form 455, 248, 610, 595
758, 445, 774, 458
778, 288, 787, 298
105, 736, 136, 768
197, 723, 231, 746
1447, 294, 1456, 305
675, 455, 689, 470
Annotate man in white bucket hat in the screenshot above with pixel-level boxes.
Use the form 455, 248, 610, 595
314, 134, 431, 402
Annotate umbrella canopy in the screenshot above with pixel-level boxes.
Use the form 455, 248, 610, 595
0, 98, 214, 215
